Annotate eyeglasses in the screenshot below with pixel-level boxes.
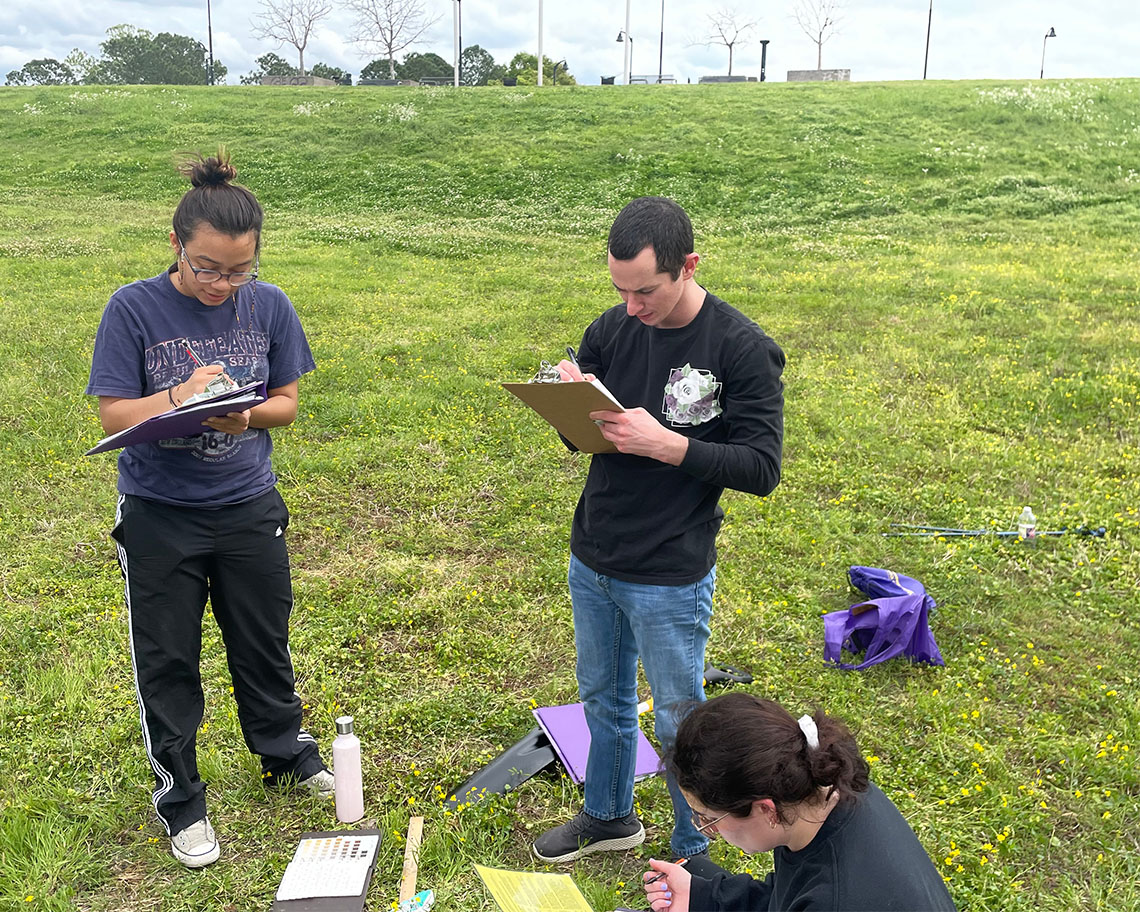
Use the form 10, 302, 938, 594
179, 239, 258, 287
690, 808, 732, 834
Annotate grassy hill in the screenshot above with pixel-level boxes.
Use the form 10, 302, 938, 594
0, 79, 1137, 911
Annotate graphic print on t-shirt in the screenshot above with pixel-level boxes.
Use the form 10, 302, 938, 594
662, 363, 723, 427
146, 330, 269, 462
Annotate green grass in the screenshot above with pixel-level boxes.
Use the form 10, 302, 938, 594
0, 79, 1137, 911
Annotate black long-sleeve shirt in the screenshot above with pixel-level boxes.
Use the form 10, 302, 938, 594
570, 291, 784, 584
687, 785, 957, 912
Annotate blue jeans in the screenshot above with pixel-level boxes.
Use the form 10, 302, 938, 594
569, 554, 714, 857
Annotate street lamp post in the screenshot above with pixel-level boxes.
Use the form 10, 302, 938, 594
657, 0, 664, 84
623, 0, 632, 85
453, 0, 460, 86
1040, 27, 1056, 79
206, 0, 215, 85
923, 0, 932, 79
537, 0, 543, 86
617, 31, 633, 84
760, 39, 769, 82
553, 59, 567, 86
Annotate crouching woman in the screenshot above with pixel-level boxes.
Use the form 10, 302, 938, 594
642, 692, 956, 911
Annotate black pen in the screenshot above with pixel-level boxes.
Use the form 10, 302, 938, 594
646, 857, 689, 885
566, 345, 579, 369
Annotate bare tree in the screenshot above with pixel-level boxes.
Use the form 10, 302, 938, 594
344, 0, 442, 80
792, 0, 844, 70
252, 0, 332, 76
699, 9, 755, 77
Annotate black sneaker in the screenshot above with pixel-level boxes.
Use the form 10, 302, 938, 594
533, 810, 645, 863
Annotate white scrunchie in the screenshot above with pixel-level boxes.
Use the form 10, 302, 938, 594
797, 714, 820, 750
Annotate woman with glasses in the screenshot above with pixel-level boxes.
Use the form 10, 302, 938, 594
86, 149, 330, 869
641, 692, 956, 911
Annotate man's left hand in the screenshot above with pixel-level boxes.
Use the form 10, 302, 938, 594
590, 407, 688, 465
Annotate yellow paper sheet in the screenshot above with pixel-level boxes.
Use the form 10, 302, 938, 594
474, 864, 595, 912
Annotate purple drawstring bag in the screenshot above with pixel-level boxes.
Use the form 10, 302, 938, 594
823, 566, 945, 670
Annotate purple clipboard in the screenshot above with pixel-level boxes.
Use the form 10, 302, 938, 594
533, 702, 661, 785
85, 380, 268, 455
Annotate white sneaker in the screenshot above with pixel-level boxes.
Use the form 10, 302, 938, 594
170, 817, 220, 868
299, 768, 335, 798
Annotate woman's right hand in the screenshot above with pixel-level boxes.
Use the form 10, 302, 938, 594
643, 858, 691, 912
174, 364, 228, 404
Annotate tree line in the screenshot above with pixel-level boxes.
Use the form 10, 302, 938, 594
6, 0, 575, 88
6, 0, 845, 89
6, 26, 229, 88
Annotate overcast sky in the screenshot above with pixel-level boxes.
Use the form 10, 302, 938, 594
2, 1, 1137, 85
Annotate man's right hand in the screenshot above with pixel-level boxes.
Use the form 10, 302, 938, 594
555, 359, 594, 382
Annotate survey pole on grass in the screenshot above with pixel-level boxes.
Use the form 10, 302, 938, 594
535, 0, 544, 85
1040, 26, 1056, 79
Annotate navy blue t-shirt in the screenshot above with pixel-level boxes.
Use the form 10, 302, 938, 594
86, 270, 315, 507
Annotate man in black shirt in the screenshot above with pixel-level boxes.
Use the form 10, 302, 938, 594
532, 197, 785, 864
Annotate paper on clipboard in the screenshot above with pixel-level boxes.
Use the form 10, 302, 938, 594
501, 379, 625, 453
85, 380, 268, 455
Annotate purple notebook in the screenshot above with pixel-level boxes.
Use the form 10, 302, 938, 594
85, 380, 268, 455
533, 702, 661, 785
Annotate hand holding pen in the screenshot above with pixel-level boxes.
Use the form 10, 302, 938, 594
174, 338, 237, 406
557, 345, 594, 383
642, 858, 692, 912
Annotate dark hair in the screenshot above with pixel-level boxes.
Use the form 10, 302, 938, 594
668, 692, 869, 825
172, 148, 263, 247
607, 196, 694, 280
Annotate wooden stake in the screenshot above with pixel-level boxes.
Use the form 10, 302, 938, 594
398, 816, 425, 903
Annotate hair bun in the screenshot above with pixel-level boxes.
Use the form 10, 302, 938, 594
180, 149, 238, 188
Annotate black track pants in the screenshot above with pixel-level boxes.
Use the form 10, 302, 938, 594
111, 488, 325, 834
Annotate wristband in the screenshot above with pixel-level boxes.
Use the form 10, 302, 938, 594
168, 385, 179, 407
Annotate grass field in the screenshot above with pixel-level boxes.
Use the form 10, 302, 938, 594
0, 78, 1137, 911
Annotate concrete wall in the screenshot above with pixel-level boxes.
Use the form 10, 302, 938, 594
260, 75, 337, 86
698, 75, 758, 83
786, 69, 850, 82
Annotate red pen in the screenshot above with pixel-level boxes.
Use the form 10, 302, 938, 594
646, 858, 689, 885
181, 338, 205, 368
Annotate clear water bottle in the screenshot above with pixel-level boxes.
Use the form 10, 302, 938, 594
333, 716, 364, 823
1017, 506, 1037, 544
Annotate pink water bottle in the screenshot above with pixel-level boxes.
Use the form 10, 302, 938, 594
333, 716, 364, 823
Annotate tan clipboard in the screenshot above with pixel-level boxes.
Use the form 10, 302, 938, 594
501, 380, 625, 453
